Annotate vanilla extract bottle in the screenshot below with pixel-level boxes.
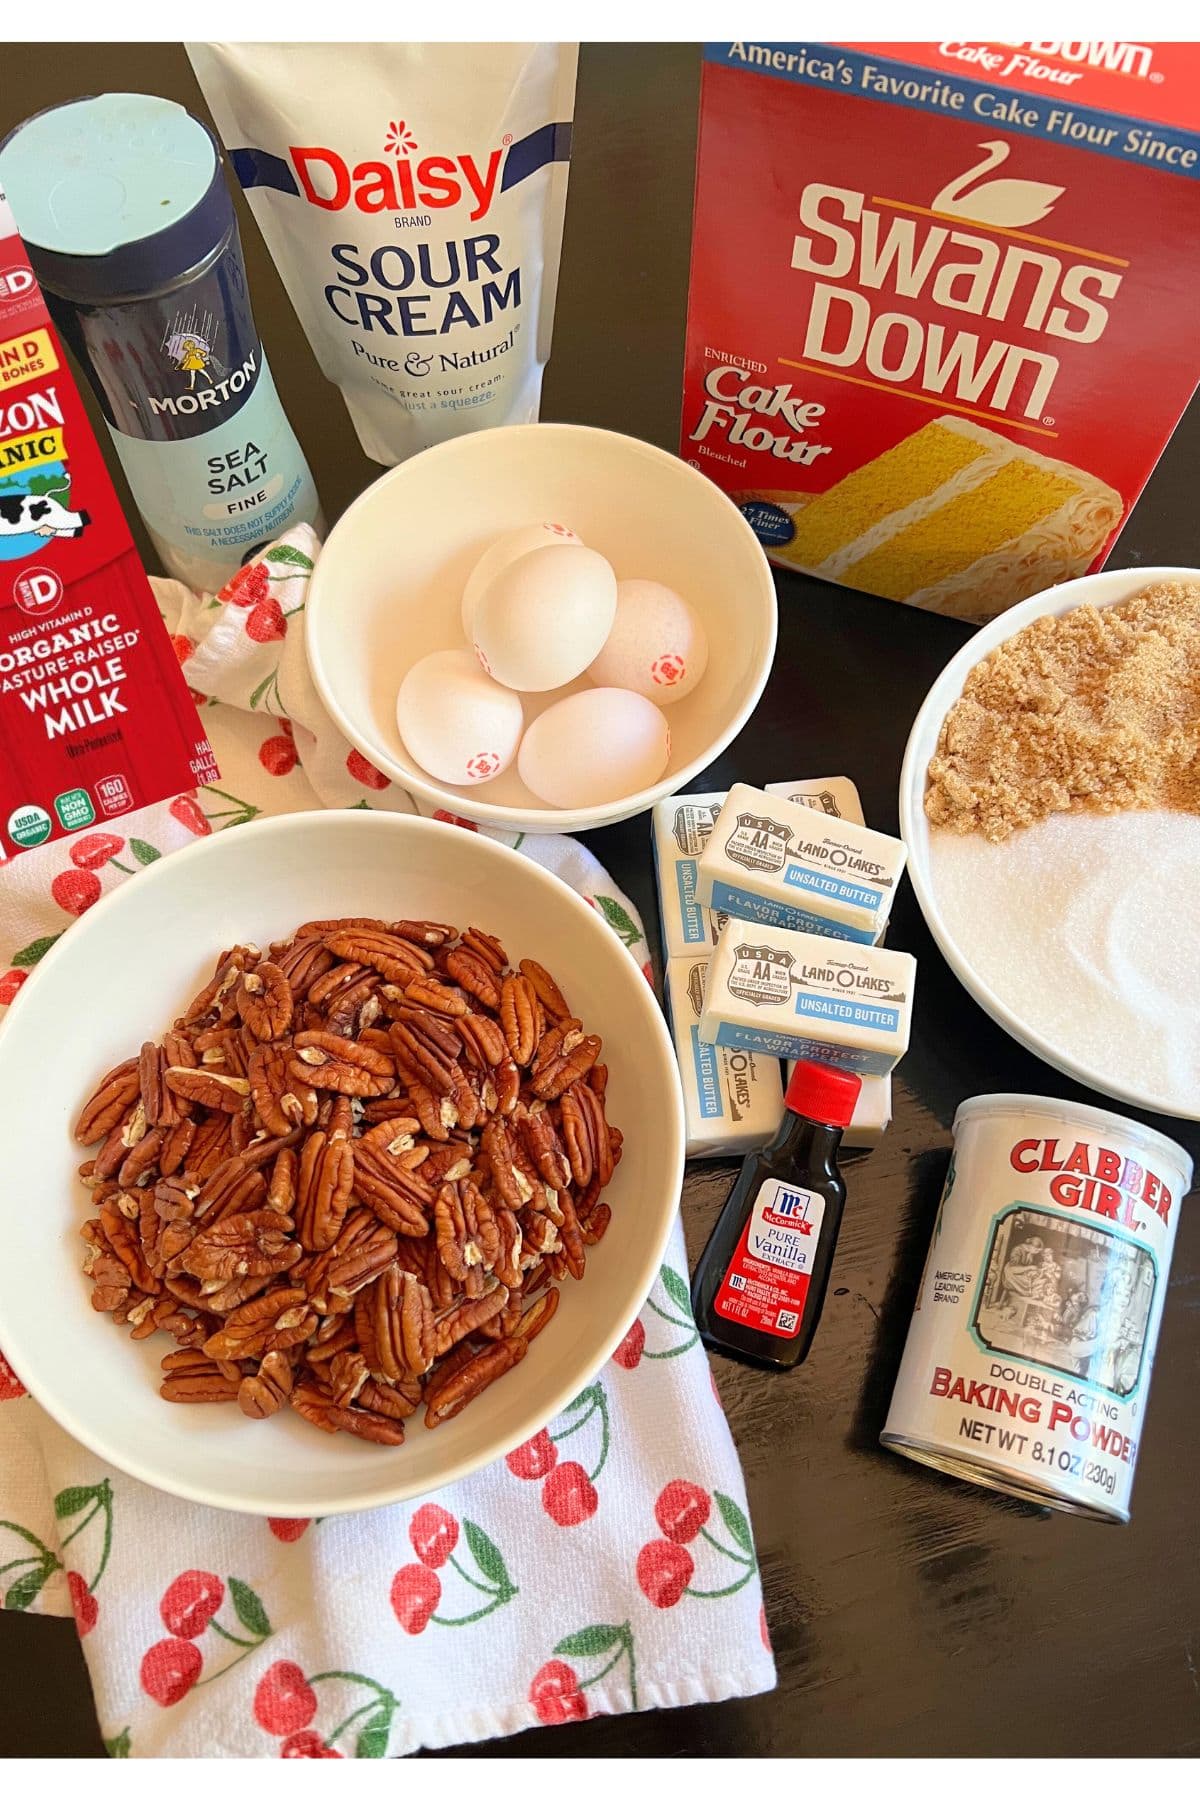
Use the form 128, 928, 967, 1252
691, 1059, 862, 1371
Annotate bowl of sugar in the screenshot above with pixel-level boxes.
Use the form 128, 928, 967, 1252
305, 423, 777, 833
901, 564, 1200, 1121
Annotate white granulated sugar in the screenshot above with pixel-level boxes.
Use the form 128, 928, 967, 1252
929, 811, 1200, 1115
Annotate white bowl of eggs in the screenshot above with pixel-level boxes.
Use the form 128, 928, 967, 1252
306, 423, 778, 831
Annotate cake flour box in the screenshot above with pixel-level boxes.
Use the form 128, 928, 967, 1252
189, 43, 577, 468
0, 188, 217, 865
681, 42, 1200, 621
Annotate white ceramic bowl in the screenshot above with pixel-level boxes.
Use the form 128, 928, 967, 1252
900, 565, 1198, 1117
306, 423, 777, 832
0, 812, 684, 1514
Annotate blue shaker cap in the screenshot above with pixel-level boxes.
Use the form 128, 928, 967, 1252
0, 93, 232, 303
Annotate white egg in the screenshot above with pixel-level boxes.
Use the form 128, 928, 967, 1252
518, 688, 671, 809
473, 545, 617, 692
460, 522, 582, 636
396, 649, 523, 787
587, 578, 709, 703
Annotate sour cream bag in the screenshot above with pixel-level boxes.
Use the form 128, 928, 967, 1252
188, 42, 578, 466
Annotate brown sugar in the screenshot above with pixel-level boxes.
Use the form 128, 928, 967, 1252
925, 578, 1200, 842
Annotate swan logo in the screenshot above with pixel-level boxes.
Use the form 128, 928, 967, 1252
933, 142, 1065, 229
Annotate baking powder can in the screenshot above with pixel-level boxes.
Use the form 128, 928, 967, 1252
882, 1094, 1193, 1522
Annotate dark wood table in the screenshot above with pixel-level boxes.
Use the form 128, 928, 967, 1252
2, 42, 1198, 1760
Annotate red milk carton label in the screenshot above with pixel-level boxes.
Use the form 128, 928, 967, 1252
0, 189, 217, 862
681, 42, 1200, 620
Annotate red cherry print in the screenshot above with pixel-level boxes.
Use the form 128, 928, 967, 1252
281, 1731, 342, 1759
505, 1429, 558, 1481
140, 1638, 203, 1707
51, 869, 101, 916
389, 1563, 441, 1634
346, 747, 390, 790
760, 1604, 772, 1651
187, 686, 208, 708
68, 1571, 98, 1638
0, 1348, 26, 1398
409, 1502, 459, 1569
278, 718, 294, 739
0, 970, 27, 1009
258, 734, 298, 777
529, 1660, 589, 1726
254, 1659, 318, 1735
160, 1569, 225, 1639
636, 1539, 694, 1608
219, 561, 269, 608
654, 1479, 711, 1545
268, 1517, 310, 1543
641, 959, 655, 987
169, 633, 196, 665
245, 597, 287, 642
542, 1460, 599, 1527
69, 833, 124, 870
612, 1319, 645, 1371
432, 809, 479, 831
169, 794, 211, 837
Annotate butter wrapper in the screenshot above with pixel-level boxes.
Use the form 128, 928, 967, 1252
696, 781, 905, 943
666, 955, 784, 1157
700, 918, 916, 1076
652, 776, 865, 961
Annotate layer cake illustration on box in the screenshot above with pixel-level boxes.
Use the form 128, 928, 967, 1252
732, 416, 1121, 621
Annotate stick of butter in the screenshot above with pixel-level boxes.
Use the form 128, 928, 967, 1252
665, 955, 784, 1156
765, 777, 863, 824
695, 781, 906, 943
652, 778, 865, 960
787, 1060, 892, 1146
700, 918, 916, 1075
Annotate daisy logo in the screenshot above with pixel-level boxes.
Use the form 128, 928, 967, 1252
652, 652, 686, 687
466, 751, 501, 781
384, 120, 418, 155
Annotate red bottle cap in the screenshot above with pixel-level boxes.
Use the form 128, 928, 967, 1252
784, 1059, 862, 1128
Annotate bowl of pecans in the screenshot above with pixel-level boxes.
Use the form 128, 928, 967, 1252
0, 811, 684, 1515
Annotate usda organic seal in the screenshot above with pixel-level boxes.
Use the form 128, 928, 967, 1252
8, 803, 51, 848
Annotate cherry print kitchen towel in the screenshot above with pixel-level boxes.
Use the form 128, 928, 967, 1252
0, 526, 775, 1754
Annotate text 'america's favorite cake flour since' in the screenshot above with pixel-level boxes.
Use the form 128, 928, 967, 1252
189, 43, 577, 469
681, 42, 1200, 621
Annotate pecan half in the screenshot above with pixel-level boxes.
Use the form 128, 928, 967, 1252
400, 976, 468, 1018
290, 1031, 395, 1097
76, 1060, 140, 1145
389, 1017, 459, 1096
306, 1211, 397, 1313
392, 919, 455, 948
237, 962, 294, 1042
432, 1283, 508, 1357
181, 1210, 302, 1285
530, 1023, 601, 1100
435, 1181, 500, 1295
443, 946, 501, 1011
457, 1011, 507, 1069
204, 1287, 315, 1361
519, 1107, 571, 1192
295, 1127, 354, 1252
519, 958, 571, 1022
238, 1349, 294, 1419
193, 1154, 267, 1225
161, 1349, 241, 1403
165, 1066, 252, 1113
248, 1042, 318, 1137
423, 1338, 526, 1428
325, 928, 433, 982
499, 974, 539, 1066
